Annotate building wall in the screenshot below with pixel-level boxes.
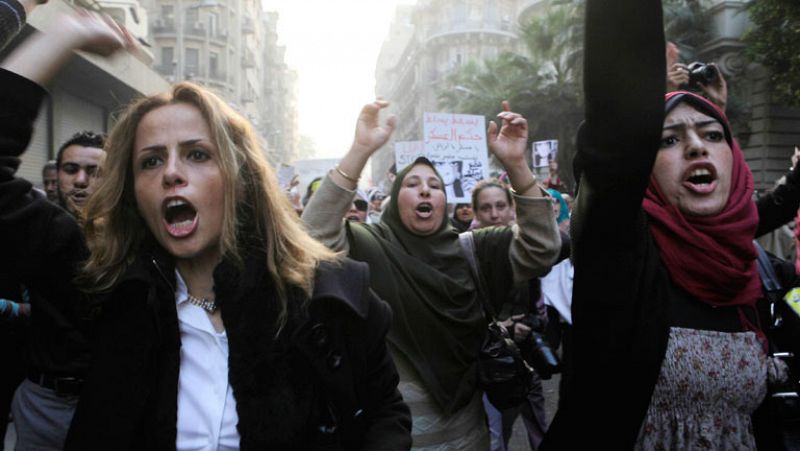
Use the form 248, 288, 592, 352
8, 0, 169, 186
372, 0, 520, 186
376, 0, 800, 193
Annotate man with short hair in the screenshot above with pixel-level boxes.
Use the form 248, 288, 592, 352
55, 131, 105, 216
41, 160, 57, 202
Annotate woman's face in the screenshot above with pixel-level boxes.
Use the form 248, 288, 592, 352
397, 164, 446, 236
132, 103, 225, 266
653, 103, 732, 217
475, 186, 513, 228
455, 204, 473, 222
550, 196, 562, 218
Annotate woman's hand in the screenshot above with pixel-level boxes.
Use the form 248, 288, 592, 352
488, 101, 529, 167
2, 10, 136, 86
60, 10, 136, 56
351, 100, 397, 156
487, 101, 541, 197
330, 100, 397, 190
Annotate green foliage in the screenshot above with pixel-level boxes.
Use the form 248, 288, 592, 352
662, 0, 712, 60
437, 0, 584, 191
743, 0, 800, 106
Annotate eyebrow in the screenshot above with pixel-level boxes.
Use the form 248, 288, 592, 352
138, 138, 205, 153
663, 119, 720, 132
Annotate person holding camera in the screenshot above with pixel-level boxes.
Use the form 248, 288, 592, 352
666, 41, 728, 112
471, 178, 554, 451
542, 0, 800, 449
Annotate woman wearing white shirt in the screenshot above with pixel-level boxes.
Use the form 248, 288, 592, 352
0, 12, 411, 450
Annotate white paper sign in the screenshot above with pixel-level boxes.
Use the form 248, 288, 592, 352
422, 112, 489, 204
394, 141, 426, 173
277, 164, 295, 190
532, 140, 558, 168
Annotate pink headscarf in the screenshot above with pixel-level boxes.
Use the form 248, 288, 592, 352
642, 92, 762, 317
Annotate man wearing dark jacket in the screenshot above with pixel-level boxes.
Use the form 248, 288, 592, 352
0, 3, 110, 448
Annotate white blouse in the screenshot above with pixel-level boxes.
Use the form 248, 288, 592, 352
175, 270, 240, 451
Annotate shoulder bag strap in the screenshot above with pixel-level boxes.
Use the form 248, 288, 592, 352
458, 231, 497, 320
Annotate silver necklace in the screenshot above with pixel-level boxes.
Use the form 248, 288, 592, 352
187, 293, 218, 314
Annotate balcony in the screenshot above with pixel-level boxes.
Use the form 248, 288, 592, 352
184, 21, 207, 37
152, 18, 176, 34
209, 29, 228, 44
242, 51, 256, 68
242, 17, 255, 34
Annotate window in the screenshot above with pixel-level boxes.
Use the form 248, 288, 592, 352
208, 12, 219, 36
186, 8, 199, 27
209, 52, 219, 78
161, 47, 174, 73
162, 4, 174, 21
185, 48, 199, 77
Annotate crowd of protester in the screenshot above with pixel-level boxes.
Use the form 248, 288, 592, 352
3, 0, 800, 449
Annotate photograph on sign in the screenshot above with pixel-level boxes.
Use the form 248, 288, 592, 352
423, 112, 489, 204
532, 140, 558, 168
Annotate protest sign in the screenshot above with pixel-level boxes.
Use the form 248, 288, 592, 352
422, 112, 489, 204
532, 140, 558, 168
394, 141, 426, 173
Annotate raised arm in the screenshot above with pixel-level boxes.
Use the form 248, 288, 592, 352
302, 101, 395, 251
484, 101, 561, 283
2, 10, 134, 86
572, 0, 665, 244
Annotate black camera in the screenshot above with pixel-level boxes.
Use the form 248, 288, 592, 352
685, 62, 718, 90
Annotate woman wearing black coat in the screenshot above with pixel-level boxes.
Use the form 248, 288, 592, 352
0, 11, 410, 451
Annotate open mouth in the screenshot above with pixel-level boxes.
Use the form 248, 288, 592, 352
683, 166, 717, 194
415, 202, 433, 218
163, 198, 198, 237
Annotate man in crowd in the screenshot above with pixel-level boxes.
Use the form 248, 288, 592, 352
55, 131, 105, 217
3, 132, 105, 450
41, 160, 57, 202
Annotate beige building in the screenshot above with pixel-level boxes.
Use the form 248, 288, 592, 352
372, 0, 522, 185
7, 0, 169, 185
260, 11, 299, 166
142, 0, 297, 164
375, 0, 800, 192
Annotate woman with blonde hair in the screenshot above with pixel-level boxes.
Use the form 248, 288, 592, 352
1, 10, 410, 450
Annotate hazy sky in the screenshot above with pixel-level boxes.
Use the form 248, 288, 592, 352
264, 0, 414, 160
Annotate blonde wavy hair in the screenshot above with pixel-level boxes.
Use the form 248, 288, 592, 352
81, 82, 337, 327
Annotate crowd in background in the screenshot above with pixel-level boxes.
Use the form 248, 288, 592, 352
3, 0, 800, 450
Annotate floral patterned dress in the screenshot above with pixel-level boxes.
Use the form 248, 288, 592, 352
635, 327, 768, 450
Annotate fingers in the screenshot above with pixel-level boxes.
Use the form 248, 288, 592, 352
497, 111, 528, 128
487, 120, 498, 143
666, 41, 680, 67
386, 114, 397, 133
501, 100, 511, 112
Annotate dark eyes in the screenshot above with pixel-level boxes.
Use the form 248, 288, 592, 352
61, 164, 98, 175
141, 156, 162, 169
659, 129, 725, 148
660, 136, 678, 148
139, 148, 211, 170
188, 149, 210, 161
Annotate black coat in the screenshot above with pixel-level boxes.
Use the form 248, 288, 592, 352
544, 0, 800, 449
65, 248, 411, 450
